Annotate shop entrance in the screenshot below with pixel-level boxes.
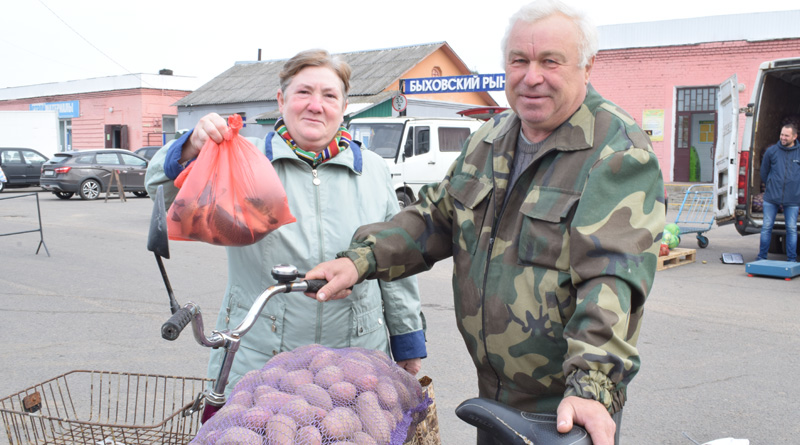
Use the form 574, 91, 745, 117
104, 124, 129, 149
674, 87, 718, 182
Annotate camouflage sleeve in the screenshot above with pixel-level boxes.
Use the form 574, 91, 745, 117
562, 145, 665, 412
339, 149, 465, 282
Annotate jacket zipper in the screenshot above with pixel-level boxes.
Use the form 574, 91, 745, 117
481, 143, 511, 401
312, 168, 325, 343
481, 141, 548, 401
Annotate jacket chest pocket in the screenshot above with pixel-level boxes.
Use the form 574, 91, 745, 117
517, 188, 580, 268
445, 175, 493, 255
231, 291, 286, 356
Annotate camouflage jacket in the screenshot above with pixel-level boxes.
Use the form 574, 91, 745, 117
341, 85, 665, 414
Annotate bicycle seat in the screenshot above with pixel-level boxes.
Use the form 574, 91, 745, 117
456, 397, 592, 445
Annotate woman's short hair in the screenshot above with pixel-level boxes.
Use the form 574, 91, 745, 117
279, 49, 352, 99
500, 0, 598, 68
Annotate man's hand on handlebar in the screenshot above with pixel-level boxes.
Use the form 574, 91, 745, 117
557, 396, 616, 445
304, 258, 359, 301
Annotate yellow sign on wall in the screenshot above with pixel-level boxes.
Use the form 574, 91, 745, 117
642, 109, 664, 142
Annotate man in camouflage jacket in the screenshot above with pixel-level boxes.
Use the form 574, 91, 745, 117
309, 1, 665, 443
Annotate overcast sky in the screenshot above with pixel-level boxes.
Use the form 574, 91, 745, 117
2, 0, 798, 91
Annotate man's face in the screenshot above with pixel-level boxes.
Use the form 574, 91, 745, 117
779, 127, 797, 146
504, 14, 593, 142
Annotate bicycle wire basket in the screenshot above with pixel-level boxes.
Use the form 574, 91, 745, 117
0, 370, 212, 445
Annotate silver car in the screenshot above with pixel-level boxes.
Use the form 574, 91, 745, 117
40, 149, 149, 200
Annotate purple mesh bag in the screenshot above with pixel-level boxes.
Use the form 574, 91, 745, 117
190, 344, 431, 445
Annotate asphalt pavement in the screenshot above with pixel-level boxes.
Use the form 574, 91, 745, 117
1, 188, 798, 444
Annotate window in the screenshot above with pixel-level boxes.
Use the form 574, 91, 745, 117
121, 153, 146, 167
96, 153, 120, 165
676, 115, 690, 149
1, 151, 22, 164
22, 150, 46, 163
76, 155, 95, 164
438, 127, 471, 152
415, 128, 430, 155
676, 87, 717, 112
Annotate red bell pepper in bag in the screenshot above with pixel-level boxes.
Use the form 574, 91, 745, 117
167, 114, 295, 246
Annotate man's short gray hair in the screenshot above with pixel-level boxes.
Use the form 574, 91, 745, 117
500, 0, 599, 68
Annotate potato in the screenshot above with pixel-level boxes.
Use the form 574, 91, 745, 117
382, 408, 397, 431
228, 390, 254, 408
256, 391, 298, 413
309, 349, 341, 373
265, 413, 297, 445
294, 425, 323, 445
321, 407, 362, 440
214, 426, 262, 445
261, 366, 285, 387
292, 344, 325, 366
279, 369, 314, 393
254, 383, 277, 399
314, 365, 344, 389
327, 381, 357, 406
339, 359, 375, 382
210, 403, 247, 426
268, 350, 296, 367
279, 398, 315, 426
393, 380, 413, 411
353, 374, 378, 393
238, 369, 265, 388
296, 383, 333, 410
390, 405, 404, 424
376, 378, 398, 407
195, 429, 223, 445
242, 406, 272, 428
356, 392, 391, 444
353, 431, 378, 445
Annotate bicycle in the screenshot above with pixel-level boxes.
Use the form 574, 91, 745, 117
150, 185, 592, 445
0, 186, 591, 444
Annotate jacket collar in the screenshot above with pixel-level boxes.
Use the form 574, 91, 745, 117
486, 84, 600, 153
265, 131, 363, 174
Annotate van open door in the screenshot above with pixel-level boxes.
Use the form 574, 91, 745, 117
712, 74, 739, 224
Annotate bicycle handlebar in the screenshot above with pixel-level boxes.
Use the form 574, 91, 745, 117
162, 305, 195, 341
160, 278, 327, 342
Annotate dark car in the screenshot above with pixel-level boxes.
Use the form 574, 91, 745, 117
134, 145, 162, 160
0, 147, 49, 192
40, 149, 149, 200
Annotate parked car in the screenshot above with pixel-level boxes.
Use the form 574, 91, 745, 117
0, 147, 49, 192
134, 145, 162, 160
40, 149, 149, 200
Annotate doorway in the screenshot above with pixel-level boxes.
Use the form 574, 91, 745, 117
104, 125, 129, 149
673, 87, 718, 182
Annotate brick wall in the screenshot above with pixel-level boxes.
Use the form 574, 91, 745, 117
590, 38, 800, 181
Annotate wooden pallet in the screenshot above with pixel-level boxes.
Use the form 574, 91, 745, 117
657, 247, 696, 271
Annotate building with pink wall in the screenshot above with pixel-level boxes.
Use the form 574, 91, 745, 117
591, 10, 800, 183
0, 72, 198, 153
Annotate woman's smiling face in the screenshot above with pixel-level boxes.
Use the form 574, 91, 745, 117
277, 66, 347, 153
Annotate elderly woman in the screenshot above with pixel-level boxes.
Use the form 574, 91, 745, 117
145, 49, 425, 394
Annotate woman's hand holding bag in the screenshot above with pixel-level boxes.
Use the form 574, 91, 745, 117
167, 114, 295, 246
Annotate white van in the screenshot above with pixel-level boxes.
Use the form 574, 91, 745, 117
349, 117, 483, 207
714, 57, 800, 256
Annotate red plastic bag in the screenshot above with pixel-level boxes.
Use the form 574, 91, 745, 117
167, 114, 295, 246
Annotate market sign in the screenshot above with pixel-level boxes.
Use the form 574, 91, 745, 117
30, 100, 80, 119
402, 74, 506, 94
